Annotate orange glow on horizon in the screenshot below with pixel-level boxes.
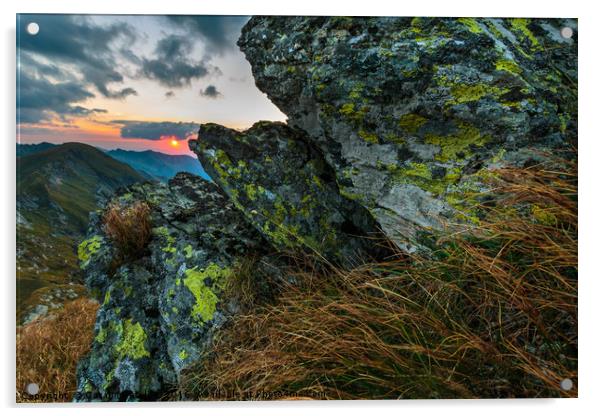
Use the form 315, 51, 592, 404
171, 139, 179, 147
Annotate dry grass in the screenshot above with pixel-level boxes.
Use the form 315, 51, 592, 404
103, 200, 151, 262
180, 154, 577, 400
16, 298, 99, 402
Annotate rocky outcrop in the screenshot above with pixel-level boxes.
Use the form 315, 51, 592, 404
75, 173, 278, 401
236, 17, 577, 252
189, 122, 389, 266
76, 17, 578, 401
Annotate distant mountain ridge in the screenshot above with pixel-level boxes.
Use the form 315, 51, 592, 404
107, 148, 210, 182
18, 142, 146, 233
16, 141, 57, 157
16, 142, 210, 182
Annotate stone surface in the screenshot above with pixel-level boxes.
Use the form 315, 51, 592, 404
189, 122, 389, 266
238, 17, 578, 252
75, 173, 277, 401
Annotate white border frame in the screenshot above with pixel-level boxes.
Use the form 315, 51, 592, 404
3, 1, 598, 415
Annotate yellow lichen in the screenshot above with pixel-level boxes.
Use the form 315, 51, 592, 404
183, 264, 232, 324
359, 129, 379, 144
449, 84, 489, 104
115, 320, 150, 360
458, 17, 483, 34
398, 113, 428, 134
495, 59, 522, 75
425, 122, 489, 162
510, 18, 542, 51
77, 235, 103, 267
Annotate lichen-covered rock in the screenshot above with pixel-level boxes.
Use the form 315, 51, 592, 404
189, 122, 389, 266
74, 173, 276, 401
238, 17, 577, 252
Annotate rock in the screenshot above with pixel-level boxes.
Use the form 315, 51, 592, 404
189, 122, 389, 266
19, 284, 88, 325
238, 17, 577, 252
75, 173, 278, 401
21, 304, 49, 325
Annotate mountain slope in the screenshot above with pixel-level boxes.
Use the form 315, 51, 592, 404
107, 148, 210, 181
17, 142, 147, 319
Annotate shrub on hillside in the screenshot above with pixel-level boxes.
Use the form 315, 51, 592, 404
102, 201, 151, 262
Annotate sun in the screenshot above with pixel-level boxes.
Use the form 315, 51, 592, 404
170, 139, 179, 147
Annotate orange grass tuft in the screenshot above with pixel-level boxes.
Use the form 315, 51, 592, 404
16, 298, 99, 402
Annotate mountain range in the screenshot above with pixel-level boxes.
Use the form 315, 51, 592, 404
17, 142, 148, 320
107, 148, 210, 181
17, 142, 209, 182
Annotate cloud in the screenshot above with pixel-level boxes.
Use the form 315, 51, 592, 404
18, 14, 138, 100
139, 34, 217, 88
163, 16, 249, 54
113, 120, 198, 140
18, 52, 66, 80
17, 71, 107, 123
199, 85, 222, 98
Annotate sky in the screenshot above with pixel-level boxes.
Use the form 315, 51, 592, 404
16, 14, 286, 155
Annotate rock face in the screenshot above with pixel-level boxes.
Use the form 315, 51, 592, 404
236, 17, 577, 252
189, 122, 389, 266
75, 173, 276, 401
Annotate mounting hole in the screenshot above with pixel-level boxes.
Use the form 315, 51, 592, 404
560, 27, 573, 39
26, 22, 40, 35
25, 382, 40, 395
560, 378, 573, 391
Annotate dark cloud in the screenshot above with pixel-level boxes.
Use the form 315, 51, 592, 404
17, 71, 107, 123
164, 16, 249, 54
139, 34, 215, 88
113, 120, 198, 140
199, 85, 222, 98
16, 15, 243, 126
19, 52, 65, 80
18, 14, 137, 99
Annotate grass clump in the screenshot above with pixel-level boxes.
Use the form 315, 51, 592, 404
180, 153, 577, 400
16, 298, 99, 402
102, 201, 151, 262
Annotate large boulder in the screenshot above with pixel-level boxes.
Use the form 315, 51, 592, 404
238, 17, 577, 252
74, 173, 277, 401
189, 122, 389, 266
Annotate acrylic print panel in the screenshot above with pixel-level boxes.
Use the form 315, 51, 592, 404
16, 14, 578, 402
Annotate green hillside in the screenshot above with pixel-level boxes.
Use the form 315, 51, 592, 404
16, 142, 147, 320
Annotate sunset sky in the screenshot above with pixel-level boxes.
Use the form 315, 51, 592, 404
16, 14, 286, 155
